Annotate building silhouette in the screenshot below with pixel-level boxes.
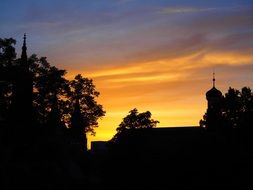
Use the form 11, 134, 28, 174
0, 35, 91, 188
1, 35, 250, 189
205, 72, 223, 131
0, 34, 34, 145
94, 75, 248, 189
68, 98, 88, 152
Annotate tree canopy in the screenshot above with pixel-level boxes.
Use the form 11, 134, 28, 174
200, 86, 253, 131
112, 108, 159, 143
0, 38, 105, 149
68, 74, 105, 135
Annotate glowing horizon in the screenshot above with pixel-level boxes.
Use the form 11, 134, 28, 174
1, 0, 253, 147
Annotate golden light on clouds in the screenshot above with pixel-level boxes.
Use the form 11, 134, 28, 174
67, 51, 245, 146
1, 0, 253, 150
43, 3, 253, 148
65, 48, 253, 148
202, 52, 253, 65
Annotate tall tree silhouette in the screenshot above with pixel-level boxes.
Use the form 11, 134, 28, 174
0, 38, 17, 118
223, 87, 241, 129
239, 87, 253, 130
30, 55, 69, 125
0, 38, 105, 147
69, 74, 105, 150
0, 38, 16, 66
0, 36, 106, 187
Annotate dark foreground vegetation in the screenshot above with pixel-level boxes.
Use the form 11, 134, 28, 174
1, 36, 253, 189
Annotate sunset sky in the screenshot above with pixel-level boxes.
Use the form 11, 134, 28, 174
1, 0, 253, 147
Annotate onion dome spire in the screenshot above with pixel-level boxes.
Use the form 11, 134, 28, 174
206, 71, 222, 99
213, 72, 215, 88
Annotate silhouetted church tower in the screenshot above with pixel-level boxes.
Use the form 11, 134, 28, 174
10, 34, 33, 125
69, 98, 88, 152
205, 73, 223, 131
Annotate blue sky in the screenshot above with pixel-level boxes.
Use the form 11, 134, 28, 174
1, 0, 253, 61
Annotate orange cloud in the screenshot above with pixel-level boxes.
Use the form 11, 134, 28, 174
65, 48, 253, 148
62, 6, 253, 148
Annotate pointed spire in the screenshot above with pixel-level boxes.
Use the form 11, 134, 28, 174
21, 33, 27, 61
212, 71, 216, 88
70, 98, 84, 130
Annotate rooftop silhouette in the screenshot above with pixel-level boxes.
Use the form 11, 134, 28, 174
0, 36, 253, 189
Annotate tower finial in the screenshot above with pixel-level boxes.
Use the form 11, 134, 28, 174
212, 71, 215, 88
21, 33, 27, 61
23, 33, 26, 44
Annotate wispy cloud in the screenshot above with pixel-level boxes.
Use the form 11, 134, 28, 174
158, 5, 250, 15
115, 0, 135, 4
159, 7, 219, 14
3, 0, 253, 145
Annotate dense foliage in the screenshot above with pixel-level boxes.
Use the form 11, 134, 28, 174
200, 86, 253, 131
112, 108, 159, 142
0, 38, 105, 137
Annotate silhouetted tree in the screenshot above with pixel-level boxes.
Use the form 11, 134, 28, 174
239, 87, 253, 130
0, 36, 106, 187
112, 108, 159, 142
29, 55, 70, 125
0, 38, 17, 115
223, 87, 241, 129
68, 74, 105, 150
200, 86, 253, 132
0, 38, 16, 66
0, 38, 105, 143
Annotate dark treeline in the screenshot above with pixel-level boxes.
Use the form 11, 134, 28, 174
101, 86, 253, 189
1, 36, 253, 189
0, 37, 105, 188
201, 86, 253, 132
0, 37, 105, 142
